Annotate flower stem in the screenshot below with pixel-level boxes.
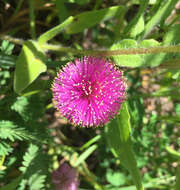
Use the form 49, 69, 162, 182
0, 35, 24, 45
41, 43, 180, 56
1, 35, 180, 56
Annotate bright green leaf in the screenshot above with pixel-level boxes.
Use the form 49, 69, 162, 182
106, 169, 126, 186
129, 15, 144, 38
124, 0, 149, 38
163, 24, 180, 45
14, 40, 47, 94
0, 40, 15, 55
163, 24, 180, 62
66, 5, 126, 34
138, 39, 165, 67
142, 0, 178, 38
74, 144, 97, 167
166, 146, 180, 160
111, 39, 165, 67
111, 39, 142, 67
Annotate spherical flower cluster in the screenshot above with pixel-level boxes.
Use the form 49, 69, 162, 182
52, 163, 79, 190
52, 56, 126, 127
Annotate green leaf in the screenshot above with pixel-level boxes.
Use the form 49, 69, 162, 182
175, 166, 180, 190
163, 24, 180, 45
0, 53, 15, 68
14, 40, 47, 94
163, 24, 180, 62
38, 16, 74, 44
66, 5, 126, 34
106, 169, 126, 186
80, 135, 101, 150
19, 144, 48, 190
129, 15, 144, 38
124, 0, 149, 38
0, 120, 41, 145
11, 95, 45, 122
143, 0, 179, 38
166, 146, 180, 160
74, 144, 97, 167
76, 0, 90, 5
11, 97, 29, 120
0, 176, 22, 190
138, 39, 165, 67
111, 39, 165, 67
111, 39, 142, 67
0, 141, 13, 156
20, 144, 39, 173
105, 102, 144, 190
0, 120, 31, 142
29, 174, 46, 190
0, 40, 15, 55
55, 0, 68, 22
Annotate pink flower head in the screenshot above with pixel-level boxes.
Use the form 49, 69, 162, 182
52, 163, 79, 190
52, 56, 126, 127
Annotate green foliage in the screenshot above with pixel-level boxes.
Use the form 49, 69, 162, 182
0, 41, 14, 87
175, 166, 180, 190
18, 144, 48, 190
0, 1, 180, 190
0, 121, 38, 156
11, 96, 45, 122
0, 40, 14, 55
111, 39, 165, 67
0, 176, 22, 190
65, 5, 126, 34
142, 0, 179, 38
163, 24, 180, 80
0, 120, 32, 141
14, 40, 47, 94
106, 169, 126, 187
105, 103, 143, 190
124, 0, 149, 38
0, 142, 13, 156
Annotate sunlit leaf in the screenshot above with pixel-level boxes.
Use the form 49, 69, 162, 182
14, 40, 47, 94
111, 39, 164, 67
105, 102, 144, 190
66, 5, 126, 34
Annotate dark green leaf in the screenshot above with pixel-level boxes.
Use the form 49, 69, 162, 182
55, 0, 68, 22
0, 176, 22, 190
175, 166, 180, 190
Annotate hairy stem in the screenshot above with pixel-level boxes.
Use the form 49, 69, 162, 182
41, 43, 180, 56
1, 35, 180, 56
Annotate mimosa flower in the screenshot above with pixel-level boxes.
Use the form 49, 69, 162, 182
52, 56, 126, 127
